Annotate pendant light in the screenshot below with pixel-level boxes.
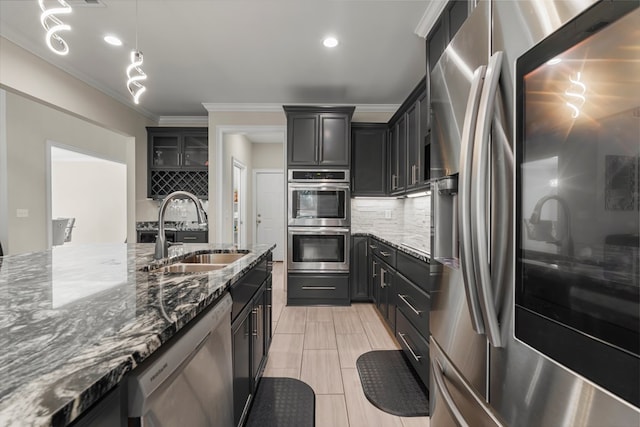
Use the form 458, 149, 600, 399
126, 0, 147, 104
38, 0, 72, 56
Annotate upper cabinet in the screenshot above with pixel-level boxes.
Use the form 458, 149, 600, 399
388, 77, 429, 196
351, 123, 387, 197
147, 127, 209, 199
284, 106, 355, 167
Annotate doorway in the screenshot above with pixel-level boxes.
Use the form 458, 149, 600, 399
47, 143, 127, 247
232, 158, 247, 247
254, 170, 285, 261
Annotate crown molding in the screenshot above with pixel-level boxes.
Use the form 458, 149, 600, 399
158, 116, 209, 126
202, 103, 400, 113
0, 32, 158, 122
414, 1, 448, 38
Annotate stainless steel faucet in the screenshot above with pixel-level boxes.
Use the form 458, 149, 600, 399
155, 191, 208, 259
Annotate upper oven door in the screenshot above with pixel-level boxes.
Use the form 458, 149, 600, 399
287, 227, 350, 272
288, 183, 350, 226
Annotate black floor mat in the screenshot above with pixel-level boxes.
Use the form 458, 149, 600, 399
245, 377, 315, 427
356, 350, 429, 417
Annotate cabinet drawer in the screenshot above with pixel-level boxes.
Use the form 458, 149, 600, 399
396, 310, 430, 387
395, 273, 430, 338
287, 274, 349, 305
397, 251, 431, 293
176, 230, 208, 243
369, 239, 396, 267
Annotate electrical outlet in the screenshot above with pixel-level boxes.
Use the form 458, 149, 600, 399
16, 208, 29, 218
384, 210, 392, 219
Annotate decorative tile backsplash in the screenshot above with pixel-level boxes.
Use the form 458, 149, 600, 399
351, 195, 431, 252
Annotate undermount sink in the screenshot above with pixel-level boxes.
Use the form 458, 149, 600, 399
182, 253, 247, 264
151, 263, 227, 274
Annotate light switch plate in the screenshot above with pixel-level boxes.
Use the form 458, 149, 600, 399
16, 208, 29, 218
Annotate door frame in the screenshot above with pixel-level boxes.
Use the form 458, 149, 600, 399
232, 157, 247, 247
253, 169, 285, 258
215, 125, 286, 242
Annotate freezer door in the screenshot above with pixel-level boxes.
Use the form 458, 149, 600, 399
430, 337, 504, 427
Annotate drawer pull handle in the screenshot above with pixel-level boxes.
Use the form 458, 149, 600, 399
380, 251, 390, 257
369, 245, 378, 250
398, 333, 422, 362
398, 294, 422, 317
182, 236, 198, 240
301, 286, 336, 291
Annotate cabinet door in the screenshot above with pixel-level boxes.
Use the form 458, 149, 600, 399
374, 256, 384, 314
149, 132, 181, 168
264, 277, 273, 351
251, 288, 265, 386
385, 267, 397, 333
390, 117, 407, 195
319, 114, 350, 166
182, 132, 208, 168
287, 114, 318, 165
232, 313, 251, 426
406, 102, 420, 190
350, 236, 370, 301
419, 91, 431, 184
351, 124, 387, 196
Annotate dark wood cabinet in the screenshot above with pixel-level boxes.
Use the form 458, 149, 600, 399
232, 307, 251, 427
147, 127, 208, 199
388, 78, 428, 196
350, 236, 370, 301
284, 106, 354, 167
231, 253, 272, 426
351, 123, 387, 196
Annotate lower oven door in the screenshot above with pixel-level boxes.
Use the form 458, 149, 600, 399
288, 227, 350, 272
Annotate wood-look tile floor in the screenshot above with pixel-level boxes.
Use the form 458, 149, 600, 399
264, 262, 430, 427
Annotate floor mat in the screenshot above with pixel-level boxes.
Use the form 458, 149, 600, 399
356, 350, 429, 417
245, 377, 315, 427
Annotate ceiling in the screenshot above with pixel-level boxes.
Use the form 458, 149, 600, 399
0, 0, 431, 120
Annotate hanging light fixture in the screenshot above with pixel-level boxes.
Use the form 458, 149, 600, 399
38, 0, 72, 56
126, 0, 147, 104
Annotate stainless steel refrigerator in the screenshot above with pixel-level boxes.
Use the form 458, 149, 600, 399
429, 1, 640, 425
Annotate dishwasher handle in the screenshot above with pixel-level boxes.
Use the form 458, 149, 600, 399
128, 293, 232, 416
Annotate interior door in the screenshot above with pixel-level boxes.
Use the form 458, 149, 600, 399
255, 171, 285, 260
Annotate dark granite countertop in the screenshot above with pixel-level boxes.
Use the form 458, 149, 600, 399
352, 232, 431, 262
0, 242, 274, 427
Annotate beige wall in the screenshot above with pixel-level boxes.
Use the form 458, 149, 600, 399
252, 143, 284, 170
4, 92, 130, 254
0, 37, 154, 253
223, 134, 253, 244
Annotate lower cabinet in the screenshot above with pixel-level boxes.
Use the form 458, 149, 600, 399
231, 253, 273, 427
287, 273, 350, 305
350, 236, 370, 301
376, 258, 397, 332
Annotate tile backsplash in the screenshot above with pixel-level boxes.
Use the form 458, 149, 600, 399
351, 195, 431, 253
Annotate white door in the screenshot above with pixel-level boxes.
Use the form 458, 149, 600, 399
254, 170, 284, 261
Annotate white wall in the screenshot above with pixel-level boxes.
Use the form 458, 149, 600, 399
52, 160, 127, 245
223, 134, 253, 244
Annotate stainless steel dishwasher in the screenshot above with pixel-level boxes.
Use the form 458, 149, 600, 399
128, 293, 233, 427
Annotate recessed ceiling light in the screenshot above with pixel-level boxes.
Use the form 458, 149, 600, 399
104, 35, 122, 46
323, 37, 339, 48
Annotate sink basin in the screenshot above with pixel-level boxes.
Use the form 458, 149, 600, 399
182, 253, 247, 264
151, 263, 227, 274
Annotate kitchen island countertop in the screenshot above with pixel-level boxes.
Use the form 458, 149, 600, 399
0, 242, 274, 427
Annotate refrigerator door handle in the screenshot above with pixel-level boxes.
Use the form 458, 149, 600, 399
431, 359, 471, 427
458, 65, 487, 335
471, 51, 504, 347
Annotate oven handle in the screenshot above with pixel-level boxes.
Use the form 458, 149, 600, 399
288, 227, 350, 234
288, 183, 350, 190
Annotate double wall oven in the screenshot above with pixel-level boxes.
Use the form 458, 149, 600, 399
287, 169, 350, 272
